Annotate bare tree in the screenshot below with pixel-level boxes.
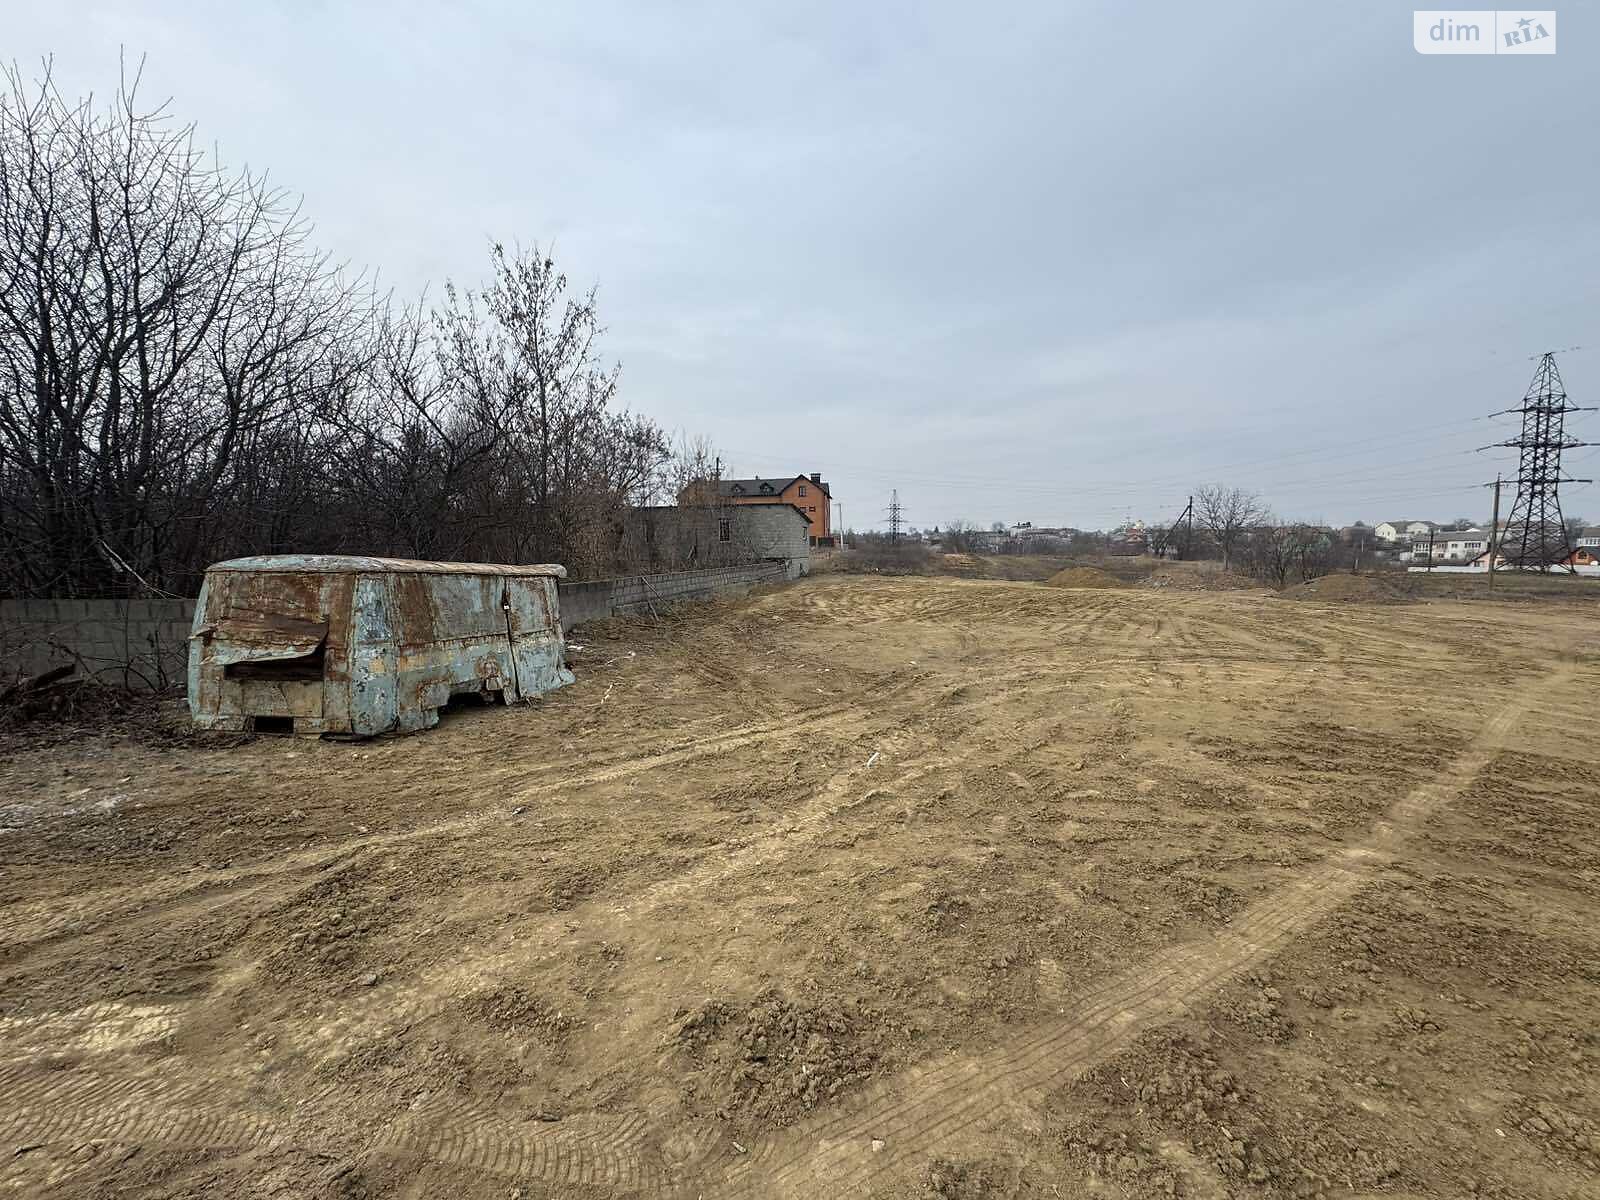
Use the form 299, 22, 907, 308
0, 58, 371, 595
1195, 485, 1264, 571
662, 432, 723, 506
943, 520, 981, 553
1, 65, 688, 594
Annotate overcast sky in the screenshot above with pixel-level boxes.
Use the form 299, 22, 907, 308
12, 2, 1597, 531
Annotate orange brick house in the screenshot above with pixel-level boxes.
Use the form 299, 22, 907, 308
680, 473, 832, 544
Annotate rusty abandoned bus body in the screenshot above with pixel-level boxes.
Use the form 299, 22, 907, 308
188, 555, 574, 736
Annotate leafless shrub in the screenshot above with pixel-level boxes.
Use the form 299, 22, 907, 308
1241, 521, 1336, 589
838, 535, 932, 575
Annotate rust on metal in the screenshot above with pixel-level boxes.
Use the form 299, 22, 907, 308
204, 555, 567, 578
188, 555, 574, 737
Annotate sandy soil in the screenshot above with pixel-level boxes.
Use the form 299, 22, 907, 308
1, 574, 1597, 1198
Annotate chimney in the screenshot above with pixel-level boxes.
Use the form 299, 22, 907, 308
810, 473, 822, 485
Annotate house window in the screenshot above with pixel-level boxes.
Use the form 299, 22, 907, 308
808, 505, 816, 513
798, 484, 807, 497
718, 519, 731, 542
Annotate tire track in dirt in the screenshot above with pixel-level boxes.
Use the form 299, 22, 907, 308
694, 663, 1570, 1198
0, 653, 1570, 1196
0, 742, 964, 1193
269, 731, 963, 1062
0, 688, 916, 970
0, 1061, 291, 1159
0, 653, 1010, 1180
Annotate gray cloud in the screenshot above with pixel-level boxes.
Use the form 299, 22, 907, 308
13, 0, 1597, 530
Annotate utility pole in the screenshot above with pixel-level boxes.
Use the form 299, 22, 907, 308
1481, 352, 1594, 573
886, 490, 904, 544
1151, 495, 1194, 560
1427, 526, 1435, 572
1486, 474, 1503, 592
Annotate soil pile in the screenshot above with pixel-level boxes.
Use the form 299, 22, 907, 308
1288, 574, 1412, 603
1044, 566, 1128, 589
673, 989, 898, 1130
1143, 565, 1256, 592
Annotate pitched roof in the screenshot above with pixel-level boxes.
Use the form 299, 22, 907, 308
718, 474, 831, 499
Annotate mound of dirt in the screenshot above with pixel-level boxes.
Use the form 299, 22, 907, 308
1142, 564, 1256, 592
1287, 574, 1412, 603
672, 988, 901, 1130
1043, 566, 1128, 589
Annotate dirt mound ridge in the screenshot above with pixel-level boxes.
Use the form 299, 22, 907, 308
1044, 566, 1128, 589
1288, 573, 1412, 603
1143, 564, 1257, 592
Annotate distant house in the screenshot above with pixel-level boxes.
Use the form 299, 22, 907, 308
1375, 520, 1436, 543
1012, 525, 1077, 551
1106, 524, 1148, 556
1411, 527, 1490, 562
681, 473, 833, 545
1576, 526, 1600, 549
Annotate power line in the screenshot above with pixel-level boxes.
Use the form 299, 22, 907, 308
716, 410, 1498, 498
719, 424, 1497, 502
723, 442, 1491, 504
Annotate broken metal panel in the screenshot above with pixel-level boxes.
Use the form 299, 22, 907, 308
348, 575, 397, 737
235, 679, 325, 719
187, 577, 220, 725
188, 556, 574, 737
392, 572, 516, 732
505, 576, 576, 700
189, 570, 355, 734
206, 612, 328, 668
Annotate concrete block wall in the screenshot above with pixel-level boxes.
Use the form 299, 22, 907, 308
731, 505, 811, 569
2, 561, 793, 687
556, 562, 789, 632
1, 598, 195, 691
556, 580, 617, 631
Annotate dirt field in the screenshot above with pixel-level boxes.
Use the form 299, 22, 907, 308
2, 573, 1598, 1198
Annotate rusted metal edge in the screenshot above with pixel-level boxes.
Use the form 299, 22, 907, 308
206, 555, 568, 579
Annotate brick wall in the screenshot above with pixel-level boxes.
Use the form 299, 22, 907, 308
0, 598, 196, 691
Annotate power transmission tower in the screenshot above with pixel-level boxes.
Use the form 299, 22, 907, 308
886, 490, 905, 544
1151, 496, 1194, 560
1483, 352, 1593, 572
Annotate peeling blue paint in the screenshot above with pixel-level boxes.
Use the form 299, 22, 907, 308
188, 556, 574, 737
